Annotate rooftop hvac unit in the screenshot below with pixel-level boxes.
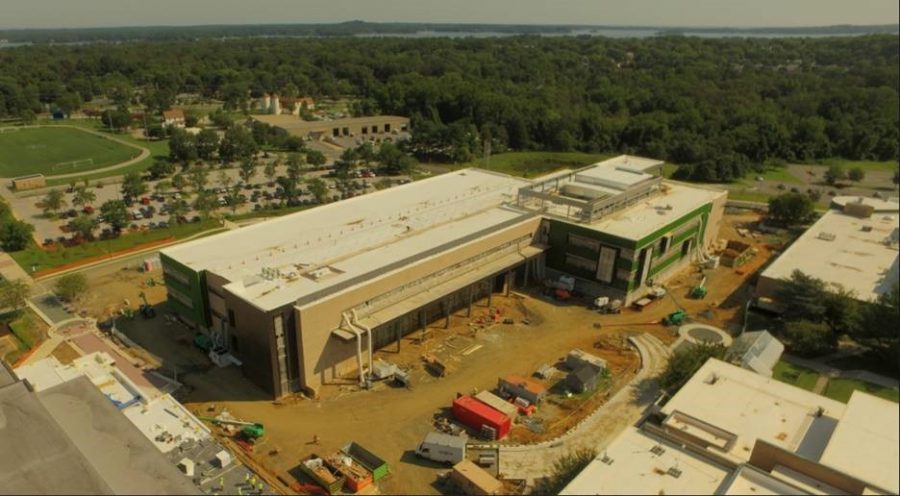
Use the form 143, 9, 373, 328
817, 232, 837, 241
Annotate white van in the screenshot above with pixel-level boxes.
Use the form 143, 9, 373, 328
415, 432, 467, 465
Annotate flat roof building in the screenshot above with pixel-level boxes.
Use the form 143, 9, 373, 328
561, 359, 900, 495
757, 198, 899, 304
0, 361, 199, 495
161, 157, 726, 398
253, 114, 410, 140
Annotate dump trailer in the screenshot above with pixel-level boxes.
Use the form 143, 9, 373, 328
342, 442, 390, 482
416, 432, 467, 465
300, 455, 345, 494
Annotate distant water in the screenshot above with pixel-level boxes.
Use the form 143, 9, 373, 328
354, 28, 892, 39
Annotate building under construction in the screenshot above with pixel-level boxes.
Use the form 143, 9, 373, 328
161, 156, 726, 397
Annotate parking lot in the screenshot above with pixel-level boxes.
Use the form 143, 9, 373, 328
4, 164, 410, 248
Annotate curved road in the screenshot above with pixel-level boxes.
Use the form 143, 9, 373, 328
498, 333, 670, 484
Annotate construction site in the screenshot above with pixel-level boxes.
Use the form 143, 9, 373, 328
16, 155, 798, 495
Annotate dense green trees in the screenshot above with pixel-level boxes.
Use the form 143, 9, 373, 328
767, 192, 817, 227
659, 342, 727, 393
0, 35, 895, 180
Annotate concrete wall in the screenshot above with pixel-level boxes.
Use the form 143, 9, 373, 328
295, 217, 541, 395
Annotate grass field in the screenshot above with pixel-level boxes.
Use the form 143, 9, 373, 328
0, 126, 139, 177
823, 378, 899, 403
455, 151, 612, 178
772, 360, 821, 391
818, 158, 898, 172
10, 220, 221, 273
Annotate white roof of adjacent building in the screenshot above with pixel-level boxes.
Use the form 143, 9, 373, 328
592, 154, 665, 174
831, 195, 900, 213
760, 209, 899, 302
818, 392, 899, 494
583, 181, 724, 241
162, 169, 533, 311
661, 359, 847, 462
560, 426, 733, 495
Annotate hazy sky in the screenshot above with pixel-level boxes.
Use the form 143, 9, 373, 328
1, 0, 898, 29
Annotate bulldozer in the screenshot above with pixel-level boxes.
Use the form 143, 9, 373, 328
662, 310, 687, 327
690, 277, 708, 299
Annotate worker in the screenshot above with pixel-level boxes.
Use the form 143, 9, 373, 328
257, 482, 264, 493
237, 486, 242, 496
312, 434, 320, 445
244, 473, 250, 483
219, 477, 224, 491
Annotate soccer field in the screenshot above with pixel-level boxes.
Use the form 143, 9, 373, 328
0, 126, 138, 177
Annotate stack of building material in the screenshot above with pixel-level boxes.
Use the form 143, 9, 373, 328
325, 452, 373, 493
474, 390, 519, 419
566, 349, 608, 372
341, 442, 389, 482
450, 459, 504, 495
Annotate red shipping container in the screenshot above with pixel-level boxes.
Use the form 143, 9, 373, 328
452, 395, 511, 440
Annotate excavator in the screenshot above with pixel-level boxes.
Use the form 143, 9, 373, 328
138, 291, 156, 319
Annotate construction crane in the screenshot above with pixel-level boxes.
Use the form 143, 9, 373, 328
198, 416, 266, 440
690, 277, 708, 299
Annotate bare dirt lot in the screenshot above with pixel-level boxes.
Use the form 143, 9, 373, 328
97, 210, 782, 495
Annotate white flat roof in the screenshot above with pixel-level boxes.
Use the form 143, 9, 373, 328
760, 209, 899, 302
560, 426, 732, 495
592, 155, 665, 173
575, 167, 655, 190
662, 359, 846, 462
818, 392, 899, 494
163, 169, 532, 311
584, 181, 725, 241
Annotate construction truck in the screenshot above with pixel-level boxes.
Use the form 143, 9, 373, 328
663, 310, 687, 326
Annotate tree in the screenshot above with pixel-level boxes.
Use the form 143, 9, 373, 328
41, 189, 67, 216
209, 109, 233, 128
99, 200, 129, 231
307, 178, 329, 204
147, 158, 176, 179
168, 128, 198, 163
306, 149, 327, 167
192, 192, 217, 219
767, 192, 816, 227
218, 125, 258, 163
239, 159, 257, 185
188, 166, 209, 193
55, 91, 83, 117
377, 142, 416, 175
54, 273, 88, 302
847, 167, 865, 183
101, 107, 132, 131
534, 448, 598, 496
69, 214, 95, 240
154, 180, 173, 196
783, 320, 835, 357
71, 185, 96, 209
121, 171, 147, 199
196, 129, 220, 160
0, 219, 34, 251
168, 199, 190, 223
0, 279, 30, 312
659, 342, 727, 393
824, 164, 846, 186
264, 161, 277, 185
851, 284, 900, 372
171, 173, 187, 193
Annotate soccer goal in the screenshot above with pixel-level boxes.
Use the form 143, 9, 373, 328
51, 158, 94, 172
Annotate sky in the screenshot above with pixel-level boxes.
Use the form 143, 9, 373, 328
1, 0, 898, 30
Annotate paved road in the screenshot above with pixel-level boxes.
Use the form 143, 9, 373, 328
498, 333, 670, 485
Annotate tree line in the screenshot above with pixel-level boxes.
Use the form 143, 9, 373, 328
1, 35, 897, 181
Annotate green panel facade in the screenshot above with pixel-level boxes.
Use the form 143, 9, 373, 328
160, 252, 210, 328
545, 201, 712, 295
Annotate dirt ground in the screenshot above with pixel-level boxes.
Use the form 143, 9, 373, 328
100, 210, 782, 495
76, 265, 167, 320
50, 340, 82, 365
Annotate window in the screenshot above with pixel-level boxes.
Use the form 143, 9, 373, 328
384, 123, 391, 132
163, 265, 190, 285
227, 309, 235, 327
168, 287, 193, 309
361, 126, 368, 135
371, 125, 379, 133
596, 246, 617, 283
568, 233, 600, 252
566, 254, 598, 272
659, 234, 673, 254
